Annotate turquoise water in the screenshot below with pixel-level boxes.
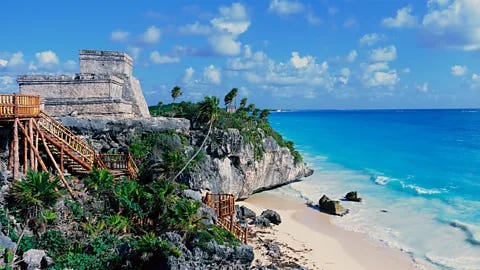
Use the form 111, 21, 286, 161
269, 110, 480, 270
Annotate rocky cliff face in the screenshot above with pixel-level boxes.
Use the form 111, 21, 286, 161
59, 117, 313, 199
187, 129, 313, 199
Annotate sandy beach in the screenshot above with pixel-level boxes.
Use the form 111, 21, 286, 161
240, 191, 431, 270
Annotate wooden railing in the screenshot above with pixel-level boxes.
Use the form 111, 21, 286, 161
100, 153, 138, 178
203, 193, 248, 244
38, 112, 102, 169
0, 94, 41, 118
203, 193, 235, 218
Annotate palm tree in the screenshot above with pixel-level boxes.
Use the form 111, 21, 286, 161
172, 96, 219, 181
224, 88, 238, 109
240, 97, 248, 109
247, 103, 255, 113
171, 86, 182, 104
259, 109, 270, 120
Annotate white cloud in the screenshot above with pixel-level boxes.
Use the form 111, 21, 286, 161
0, 59, 7, 67
370, 45, 397, 62
359, 33, 386, 46
63, 60, 76, 70
451, 65, 468, 76
208, 3, 250, 56
35, 50, 59, 66
338, 68, 351, 85
290, 51, 313, 68
362, 62, 400, 87
0, 76, 14, 93
141, 26, 161, 44
227, 46, 269, 70
422, 0, 480, 51
203, 65, 221, 85
127, 46, 141, 60
9, 52, 24, 66
150, 51, 180, 64
402, 68, 411, 74
110, 30, 130, 42
417, 82, 429, 92
382, 6, 417, 28
347, 50, 358, 63
182, 67, 195, 84
473, 73, 480, 81
343, 18, 357, 28
306, 12, 322, 25
268, 0, 305, 15
428, 0, 452, 8
179, 22, 211, 35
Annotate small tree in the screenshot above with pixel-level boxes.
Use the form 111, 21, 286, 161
259, 109, 270, 120
239, 97, 247, 109
224, 88, 238, 109
171, 86, 182, 104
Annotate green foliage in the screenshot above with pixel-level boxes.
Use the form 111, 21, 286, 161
64, 199, 86, 221
134, 232, 180, 262
85, 168, 115, 194
10, 170, 60, 224
196, 225, 240, 248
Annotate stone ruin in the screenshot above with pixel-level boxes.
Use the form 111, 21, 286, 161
17, 50, 150, 118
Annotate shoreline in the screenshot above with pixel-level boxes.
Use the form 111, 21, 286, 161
241, 191, 433, 270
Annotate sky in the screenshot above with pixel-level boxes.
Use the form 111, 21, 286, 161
1, 0, 480, 109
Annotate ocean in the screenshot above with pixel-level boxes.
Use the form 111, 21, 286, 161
268, 109, 480, 270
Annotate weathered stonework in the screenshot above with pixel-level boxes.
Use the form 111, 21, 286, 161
17, 50, 150, 118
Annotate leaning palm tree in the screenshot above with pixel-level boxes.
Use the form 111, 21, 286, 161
224, 88, 238, 109
172, 96, 219, 181
240, 97, 248, 109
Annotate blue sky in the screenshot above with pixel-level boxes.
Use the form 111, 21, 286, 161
1, 0, 480, 109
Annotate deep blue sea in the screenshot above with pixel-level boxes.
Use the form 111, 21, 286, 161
269, 109, 480, 270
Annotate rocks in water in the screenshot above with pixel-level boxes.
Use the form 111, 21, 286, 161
261, 209, 282, 225
22, 249, 53, 270
253, 216, 271, 227
318, 195, 348, 216
345, 191, 362, 202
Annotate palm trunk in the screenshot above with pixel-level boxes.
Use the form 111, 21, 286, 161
172, 121, 213, 182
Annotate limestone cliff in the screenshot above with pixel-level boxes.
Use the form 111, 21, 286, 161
58, 117, 313, 199
186, 128, 313, 199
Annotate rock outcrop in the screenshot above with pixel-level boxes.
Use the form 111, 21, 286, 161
261, 209, 282, 225
318, 195, 348, 216
186, 129, 313, 199
345, 191, 362, 202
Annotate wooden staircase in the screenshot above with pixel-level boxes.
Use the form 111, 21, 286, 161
203, 193, 248, 244
36, 111, 138, 178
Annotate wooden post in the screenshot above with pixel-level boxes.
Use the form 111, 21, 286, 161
29, 118, 34, 169
60, 146, 64, 174
23, 121, 28, 173
34, 125, 39, 171
12, 119, 19, 180
16, 119, 47, 172
8, 137, 13, 171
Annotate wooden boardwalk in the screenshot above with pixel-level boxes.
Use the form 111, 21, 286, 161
203, 193, 248, 244
0, 94, 138, 196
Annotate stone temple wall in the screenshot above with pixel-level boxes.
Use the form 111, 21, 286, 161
17, 50, 150, 118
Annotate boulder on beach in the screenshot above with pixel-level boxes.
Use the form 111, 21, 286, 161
261, 209, 282, 225
318, 195, 348, 216
345, 191, 362, 202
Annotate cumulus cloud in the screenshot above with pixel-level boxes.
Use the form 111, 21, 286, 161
451, 65, 468, 76
338, 68, 351, 85
35, 50, 59, 67
8, 52, 24, 67
0, 59, 7, 67
362, 62, 399, 87
473, 73, 480, 81
382, 6, 417, 28
141, 26, 161, 44
421, 0, 480, 51
417, 82, 429, 92
359, 33, 386, 46
370, 46, 397, 62
290, 51, 313, 68
182, 67, 195, 84
150, 51, 180, 64
203, 65, 221, 84
110, 30, 130, 42
346, 50, 358, 63
0, 76, 15, 93
227, 45, 269, 70
208, 2, 250, 56
63, 60, 77, 70
268, 0, 305, 16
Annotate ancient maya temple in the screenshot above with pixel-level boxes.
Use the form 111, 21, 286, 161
17, 50, 150, 118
